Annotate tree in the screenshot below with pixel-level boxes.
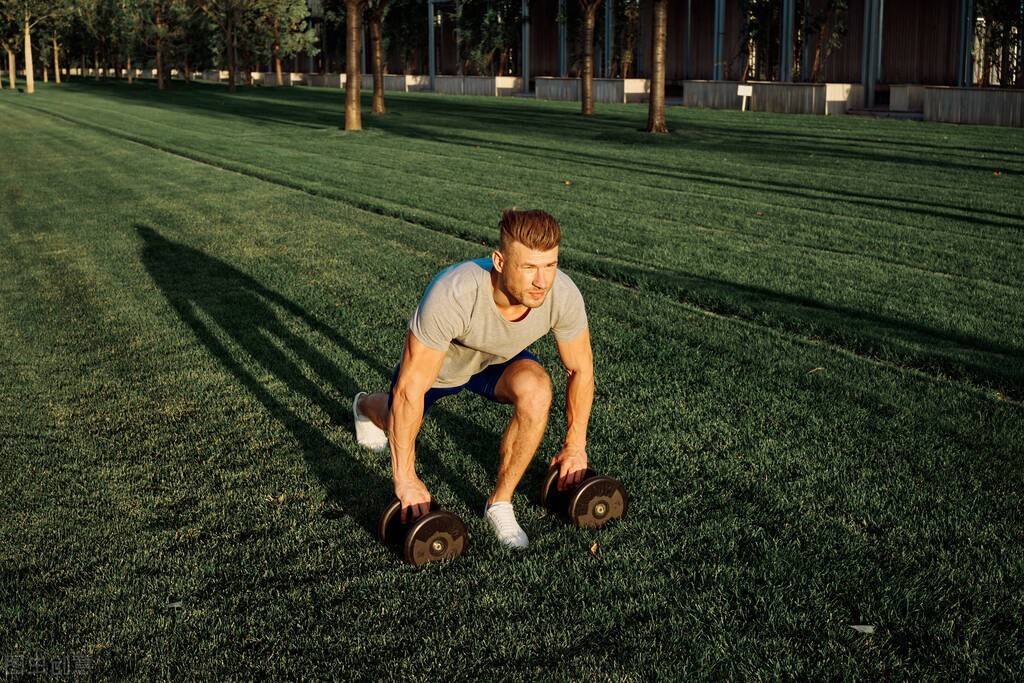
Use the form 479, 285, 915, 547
645, 0, 667, 133
976, 0, 1024, 86
256, 0, 316, 86
0, 0, 73, 94
46, 10, 73, 84
195, 0, 246, 92
1, 12, 16, 89
139, 0, 187, 90
383, 0, 427, 74
578, 0, 601, 116
366, 0, 387, 113
454, 0, 519, 76
797, 0, 847, 82
614, 0, 640, 77
344, 0, 364, 130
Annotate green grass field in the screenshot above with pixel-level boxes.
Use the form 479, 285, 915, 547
1, 79, 1022, 678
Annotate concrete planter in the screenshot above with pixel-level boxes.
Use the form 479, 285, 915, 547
384, 74, 430, 92
822, 83, 863, 115
751, 82, 861, 115
305, 73, 346, 88
536, 77, 649, 103
682, 80, 742, 108
434, 75, 522, 96
890, 84, 926, 112
924, 86, 1024, 127
536, 77, 580, 101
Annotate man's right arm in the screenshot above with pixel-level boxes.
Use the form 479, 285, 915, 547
389, 330, 446, 521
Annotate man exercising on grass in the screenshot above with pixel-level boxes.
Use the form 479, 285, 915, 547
352, 209, 594, 549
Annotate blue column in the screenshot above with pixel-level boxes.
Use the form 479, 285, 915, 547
713, 0, 725, 80
522, 0, 530, 92
558, 0, 568, 76
684, 0, 693, 80
861, 0, 883, 107
780, 0, 795, 81
428, 0, 436, 89
956, 0, 974, 86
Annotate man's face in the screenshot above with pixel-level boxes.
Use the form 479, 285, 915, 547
495, 241, 560, 309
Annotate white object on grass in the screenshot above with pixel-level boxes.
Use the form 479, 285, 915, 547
353, 392, 388, 452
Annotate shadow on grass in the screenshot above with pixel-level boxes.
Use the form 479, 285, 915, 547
137, 225, 510, 540
564, 251, 1024, 398
63, 79, 1024, 231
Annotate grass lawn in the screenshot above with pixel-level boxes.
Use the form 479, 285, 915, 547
1, 79, 1022, 678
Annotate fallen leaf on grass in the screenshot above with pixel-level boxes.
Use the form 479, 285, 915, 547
564, 180, 573, 186
589, 542, 601, 559
807, 367, 825, 374
755, 210, 765, 217
266, 493, 286, 506
849, 625, 876, 634
993, 170, 1002, 176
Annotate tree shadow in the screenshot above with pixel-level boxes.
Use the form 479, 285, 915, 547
137, 225, 509, 537
73, 79, 1024, 231
563, 251, 1024, 397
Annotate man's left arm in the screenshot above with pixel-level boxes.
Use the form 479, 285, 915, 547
551, 326, 595, 490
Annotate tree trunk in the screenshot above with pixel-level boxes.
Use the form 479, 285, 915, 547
6, 48, 15, 89
52, 35, 61, 84
23, 16, 35, 94
94, 50, 100, 80
273, 17, 284, 86
999, 24, 1011, 86
646, 0, 668, 133
184, 55, 190, 83
370, 10, 386, 114
345, 0, 363, 131
580, 1, 600, 116
227, 10, 238, 92
127, 54, 133, 84
811, 22, 829, 83
43, 62, 48, 82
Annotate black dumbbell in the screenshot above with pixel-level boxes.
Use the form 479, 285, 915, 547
377, 498, 469, 566
540, 468, 628, 529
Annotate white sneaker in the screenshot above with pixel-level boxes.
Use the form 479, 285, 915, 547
484, 501, 529, 549
353, 392, 388, 452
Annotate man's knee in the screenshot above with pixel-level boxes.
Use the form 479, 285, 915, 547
509, 363, 552, 419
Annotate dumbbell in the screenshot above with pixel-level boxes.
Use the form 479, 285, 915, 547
540, 468, 628, 529
377, 498, 469, 566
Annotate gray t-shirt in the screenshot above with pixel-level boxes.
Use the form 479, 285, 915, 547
408, 258, 588, 388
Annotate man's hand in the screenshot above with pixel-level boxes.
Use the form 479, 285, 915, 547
550, 445, 588, 491
395, 476, 432, 523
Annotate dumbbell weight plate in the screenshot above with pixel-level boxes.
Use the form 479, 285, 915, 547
540, 467, 598, 512
568, 475, 628, 529
404, 511, 469, 566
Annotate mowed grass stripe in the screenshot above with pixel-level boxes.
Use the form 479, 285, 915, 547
1, 95, 1023, 678
28, 85, 1024, 259
8, 88, 1023, 397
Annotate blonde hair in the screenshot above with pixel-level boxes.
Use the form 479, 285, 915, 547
499, 209, 562, 252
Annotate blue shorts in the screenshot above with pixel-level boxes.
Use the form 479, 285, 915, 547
388, 349, 540, 415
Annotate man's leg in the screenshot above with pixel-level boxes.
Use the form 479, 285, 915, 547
488, 359, 553, 505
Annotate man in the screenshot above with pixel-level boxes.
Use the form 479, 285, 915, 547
352, 209, 594, 549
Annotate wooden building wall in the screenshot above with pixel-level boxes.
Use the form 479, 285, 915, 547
339, 0, 964, 87
881, 0, 959, 85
